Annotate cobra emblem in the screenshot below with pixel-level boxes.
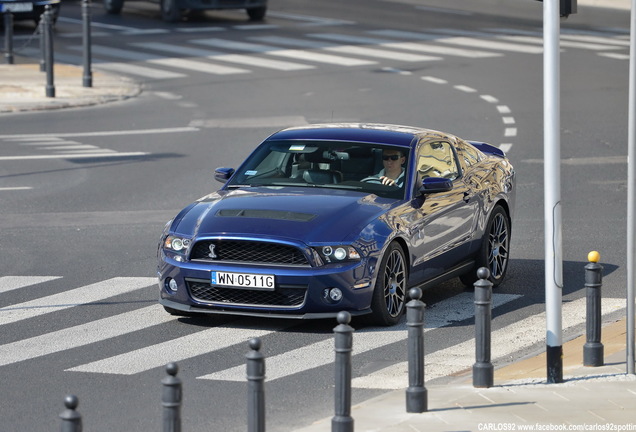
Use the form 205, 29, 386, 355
208, 244, 217, 259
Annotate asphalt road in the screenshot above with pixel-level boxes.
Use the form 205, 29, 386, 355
0, 0, 632, 430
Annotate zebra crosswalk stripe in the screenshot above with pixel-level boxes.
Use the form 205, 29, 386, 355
132, 42, 315, 71
351, 297, 626, 389
198, 293, 521, 382
0, 277, 156, 326
66, 322, 289, 375
0, 304, 173, 367
0, 276, 62, 294
439, 37, 544, 54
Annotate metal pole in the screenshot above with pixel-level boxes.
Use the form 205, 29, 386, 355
626, 0, 636, 376
406, 287, 427, 413
4, 13, 14, 64
39, 18, 45, 72
162, 362, 182, 432
332, 311, 354, 432
246, 338, 265, 432
81, 0, 92, 87
583, 251, 604, 367
59, 395, 82, 432
473, 267, 494, 388
43, 5, 55, 98
543, 0, 563, 384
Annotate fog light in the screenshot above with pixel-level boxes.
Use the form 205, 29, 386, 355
166, 278, 178, 292
329, 288, 343, 302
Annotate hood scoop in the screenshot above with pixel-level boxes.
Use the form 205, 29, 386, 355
217, 209, 316, 222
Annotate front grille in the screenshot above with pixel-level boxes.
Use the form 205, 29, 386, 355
190, 240, 310, 266
187, 280, 306, 307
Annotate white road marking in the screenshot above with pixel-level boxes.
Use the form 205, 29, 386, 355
97, 62, 187, 79
324, 45, 441, 62
454, 85, 477, 93
0, 186, 33, 191
77, 45, 250, 75
498, 35, 622, 51
420, 76, 447, 84
193, 38, 375, 66
67, 323, 289, 375
0, 276, 62, 294
439, 37, 544, 54
0, 152, 149, 161
382, 42, 501, 58
198, 293, 521, 382
133, 42, 314, 71
0, 277, 156, 326
0, 305, 173, 367
0, 127, 198, 139
505, 128, 518, 137
351, 297, 625, 389
499, 143, 513, 153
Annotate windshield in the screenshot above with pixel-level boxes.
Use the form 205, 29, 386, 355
227, 140, 409, 200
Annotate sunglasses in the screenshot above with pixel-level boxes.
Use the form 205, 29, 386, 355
382, 155, 401, 161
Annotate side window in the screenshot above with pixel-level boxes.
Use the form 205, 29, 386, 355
455, 140, 482, 169
416, 141, 459, 181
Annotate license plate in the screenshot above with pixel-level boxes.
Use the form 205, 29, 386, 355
211, 271, 275, 290
1, 2, 34, 12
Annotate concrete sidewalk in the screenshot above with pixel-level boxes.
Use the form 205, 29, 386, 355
0, 59, 141, 113
294, 318, 636, 432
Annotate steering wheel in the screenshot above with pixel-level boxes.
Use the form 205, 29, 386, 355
360, 176, 384, 184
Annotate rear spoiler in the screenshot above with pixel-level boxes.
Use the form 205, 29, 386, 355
467, 140, 506, 158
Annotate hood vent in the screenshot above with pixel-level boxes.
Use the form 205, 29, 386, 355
217, 209, 316, 222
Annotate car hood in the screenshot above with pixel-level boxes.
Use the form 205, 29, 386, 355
172, 187, 396, 244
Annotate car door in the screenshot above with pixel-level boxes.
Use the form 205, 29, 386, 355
402, 139, 480, 284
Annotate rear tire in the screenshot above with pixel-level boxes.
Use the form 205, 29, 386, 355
246, 6, 266, 20
370, 242, 407, 326
104, 0, 124, 14
460, 205, 510, 287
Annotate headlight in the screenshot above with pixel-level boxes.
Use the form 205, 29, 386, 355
315, 245, 361, 264
164, 235, 192, 253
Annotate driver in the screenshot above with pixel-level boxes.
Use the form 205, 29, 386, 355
374, 149, 406, 187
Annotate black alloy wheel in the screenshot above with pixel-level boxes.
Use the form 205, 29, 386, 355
461, 205, 510, 287
370, 242, 407, 326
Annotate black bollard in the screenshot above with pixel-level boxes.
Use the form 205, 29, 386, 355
43, 5, 55, 98
332, 311, 354, 432
583, 251, 604, 367
4, 13, 14, 64
406, 287, 427, 413
246, 338, 266, 432
162, 362, 182, 432
59, 394, 82, 432
473, 267, 494, 388
81, 0, 92, 87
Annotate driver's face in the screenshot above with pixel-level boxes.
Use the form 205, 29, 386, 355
382, 150, 405, 174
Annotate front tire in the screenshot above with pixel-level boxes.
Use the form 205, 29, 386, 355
460, 205, 510, 287
370, 242, 408, 326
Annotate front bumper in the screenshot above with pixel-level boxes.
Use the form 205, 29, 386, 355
157, 252, 378, 319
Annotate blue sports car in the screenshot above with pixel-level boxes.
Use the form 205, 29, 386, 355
157, 123, 515, 326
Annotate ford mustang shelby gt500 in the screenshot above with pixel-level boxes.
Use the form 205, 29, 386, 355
157, 123, 515, 326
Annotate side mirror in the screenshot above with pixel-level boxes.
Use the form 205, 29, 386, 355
419, 177, 452, 194
214, 167, 235, 183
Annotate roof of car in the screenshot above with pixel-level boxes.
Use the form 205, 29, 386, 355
267, 123, 448, 148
